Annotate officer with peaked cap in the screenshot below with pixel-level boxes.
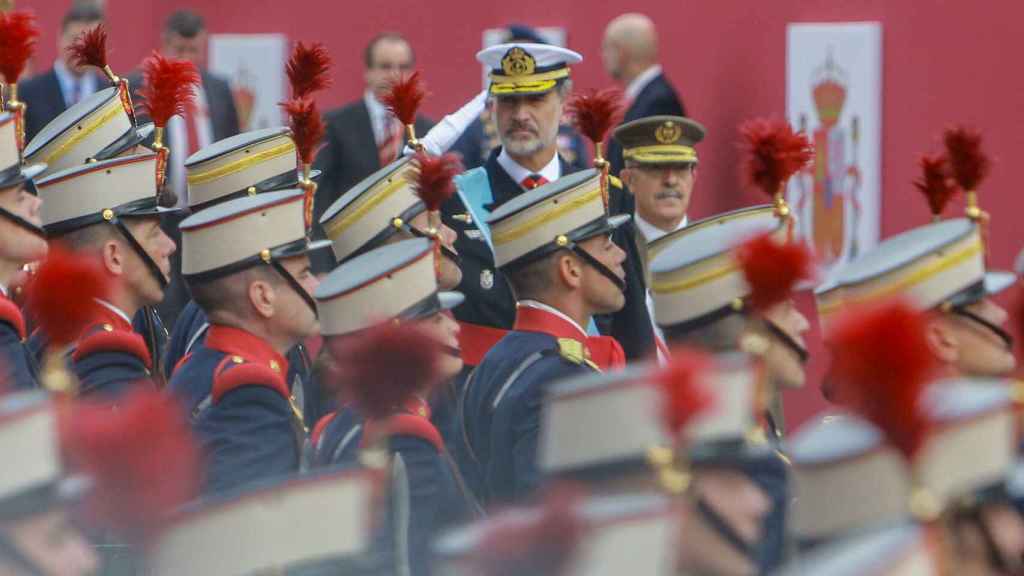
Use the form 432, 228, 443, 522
444, 41, 654, 376
0, 112, 48, 390
165, 127, 326, 426
455, 168, 629, 506
817, 217, 1016, 381
148, 467, 380, 576
539, 354, 774, 575
30, 152, 178, 398
648, 206, 814, 572
172, 189, 326, 494
0, 391, 98, 576
307, 238, 478, 575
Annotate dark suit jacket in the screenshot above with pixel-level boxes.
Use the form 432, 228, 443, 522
310, 98, 433, 272
20, 69, 71, 143
124, 69, 241, 329
607, 72, 686, 177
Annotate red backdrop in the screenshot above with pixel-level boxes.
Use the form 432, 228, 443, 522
22, 0, 1024, 430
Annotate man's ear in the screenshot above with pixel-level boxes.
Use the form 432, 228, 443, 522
925, 317, 958, 364
248, 279, 276, 320
101, 239, 123, 277
556, 251, 584, 290
620, 168, 636, 195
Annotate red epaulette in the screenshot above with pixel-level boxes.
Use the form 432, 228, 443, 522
0, 297, 26, 340
363, 413, 444, 453
211, 355, 289, 403
72, 323, 152, 370
309, 412, 338, 449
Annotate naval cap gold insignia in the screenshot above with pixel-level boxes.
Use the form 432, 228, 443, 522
655, 121, 683, 144
501, 47, 536, 77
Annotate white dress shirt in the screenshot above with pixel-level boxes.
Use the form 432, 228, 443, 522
95, 299, 132, 325
497, 147, 561, 189
53, 59, 98, 107
364, 89, 393, 146
517, 299, 587, 338
635, 213, 687, 243
168, 83, 213, 206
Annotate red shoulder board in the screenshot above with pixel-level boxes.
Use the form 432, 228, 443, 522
211, 355, 289, 403
72, 324, 152, 370
363, 413, 444, 453
0, 296, 26, 340
170, 352, 192, 379
310, 412, 338, 449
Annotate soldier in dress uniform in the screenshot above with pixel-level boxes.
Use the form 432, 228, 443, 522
444, 41, 654, 371
455, 168, 630, 506
817, 217, 1016, 382
171, 189, 324, 494
307, 238, 477, 575
30, 151, 177, 398
0, 391, 98, 576
539, 354, 775, 575
0, 112, 47, 390
648, 207, 814, 571
146, 467, 380, 575
163, 128, 326, 426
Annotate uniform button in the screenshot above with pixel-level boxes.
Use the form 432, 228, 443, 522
269, 359, 281, 373
231, 355, 244, 364
102, 324, 114, 332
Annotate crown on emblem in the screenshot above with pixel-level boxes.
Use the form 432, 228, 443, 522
501, 47, 536, 77
812, 52, 847, 128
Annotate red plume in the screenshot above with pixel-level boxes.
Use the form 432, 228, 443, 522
913, 153, 958, 218
740, 118, 814, 198
413, 152, 463, 212
138, 51, 200, 128
381, 71, 426, 126
826, 299, 937, 460
25, 245, 110, 347
66, 23, 108, 72
567, 88, 624, 145
280, 97, 325, 166
325, 322, 442, 420
470, 484, 587, 576
60, 389, 200, 545
0, 10, 40, 84
943, 126, 990, 191
286, 41, 332, 99
656, 347, 714, 437
735, 232, 814, 311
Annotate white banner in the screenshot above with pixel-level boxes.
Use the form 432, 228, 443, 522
786, 22, 882, 272
209, 34, 288, 132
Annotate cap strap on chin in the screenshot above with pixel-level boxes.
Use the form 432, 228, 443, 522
566, 242, 626, 293
952, 306, 1014, 350
268, 258, 318, 317
763, 319, 810, 364
109, 213, 168, 290
694, 496, 758, 562
0, 207, 46, 239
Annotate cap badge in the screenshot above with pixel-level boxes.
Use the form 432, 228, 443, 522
655, 121, 682, 144
480, 269, 494, 290
501, 47, 536, 77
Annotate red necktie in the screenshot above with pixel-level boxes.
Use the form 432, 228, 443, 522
521, 174, 549, 190
185, 100, 201, 156
378, 118, 401, 167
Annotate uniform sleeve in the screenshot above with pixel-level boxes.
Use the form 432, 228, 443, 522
389, 435, 445, 576
196, 386, 299, 495
508, 360, 589, 501
0, 325, 38, 390
164, 301, 206, 380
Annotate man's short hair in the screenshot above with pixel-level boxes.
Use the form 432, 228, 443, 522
54, 222, 116, 252
189, 265, 284, 320
163, 9, 205, 38
662, 313, 746, 353
61, 3, 104, 32
505, 253, 561, 301
363, 32, 414, 69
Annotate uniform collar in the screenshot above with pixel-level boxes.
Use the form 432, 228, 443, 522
497, 146, 561, 189
635, 214, 687, 242
514, 299, 587, 340
93, 299, 133, 331
206, 324, 290, 377
625, 64, 662, 101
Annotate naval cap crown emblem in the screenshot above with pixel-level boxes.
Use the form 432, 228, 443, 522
501, 47, 536, 77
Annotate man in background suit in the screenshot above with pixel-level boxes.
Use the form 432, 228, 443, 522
311, 32, 433, 272
19, 3, 105, 142
602, 13, 686, 177
128, 9, 240, 328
